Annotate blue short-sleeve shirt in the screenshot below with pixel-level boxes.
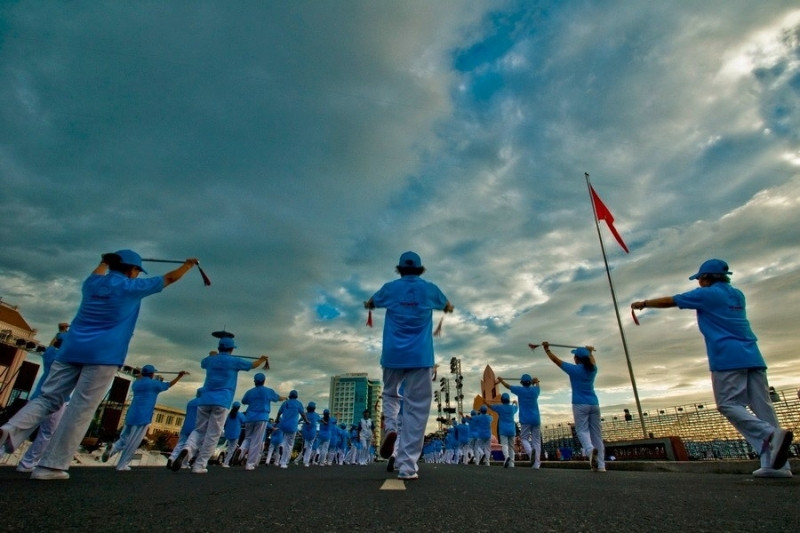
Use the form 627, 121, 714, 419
560, 362, 599, 405
31, 346, 58, 399
277, 398, 305, 433
490, 402, 518, 437
242, 385, 281, 423
198, 354, 253, 407
223, 411, 245, 440
57, 272, 165, 366
673, 283, 764, 372
180, 397, 201, 436
509, 384, 541, 426
370, 275, 448, 368
125, 376, 170, 425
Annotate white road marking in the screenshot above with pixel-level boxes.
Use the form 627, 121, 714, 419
380, 479, 406, 491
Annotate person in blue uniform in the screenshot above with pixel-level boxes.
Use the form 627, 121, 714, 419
315, 409, 334, 465
240, 373, 283, 470
497, 373, 542, 468
300, 402, 320, 467
543, 342, 605, 472
0, 249, 198, 480
220, 401, 245, 468
631, 259, 793, 478
275, 390, 308, 468
172, 336, 268, 474
168, 388, 203, 469
472, 405, 493, 466
364, 251, 453, 480
103, 364, 187, 470
485, 393, 518, 468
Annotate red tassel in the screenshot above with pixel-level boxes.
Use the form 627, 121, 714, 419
433, 316, 444, 337
366, 310, 373, 327
631, 308, 640, 326
198, 266, 212, 286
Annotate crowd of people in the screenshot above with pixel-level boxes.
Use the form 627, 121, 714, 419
0, 251, 794, 481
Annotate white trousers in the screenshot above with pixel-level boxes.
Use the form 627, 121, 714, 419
316, 439, 330, 463
223, 437, 239, 466
474, 438, 491, 465
302, 436, 316, 465
169, 433, 190, 462
712, 368, 786, 469
2, 362, 118, 471
573, 403, 604, 469
243, 421, 267, 468
280, 431, 296, 466
183, 405, 227, 469
382, 367, 433, 477
519, 424, 542, 466
499, 435, 515, 466
18, 403, 68, 469
111, 424, 149, 470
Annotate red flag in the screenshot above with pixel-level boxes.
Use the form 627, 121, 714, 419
590, 186, 630, 253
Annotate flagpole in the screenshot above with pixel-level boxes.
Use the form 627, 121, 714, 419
584, 172, 647, 439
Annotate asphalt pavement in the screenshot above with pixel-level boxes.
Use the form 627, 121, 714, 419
1, 461, 798, 532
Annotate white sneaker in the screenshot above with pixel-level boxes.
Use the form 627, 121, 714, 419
280, 464, 288, 469
245, 464, 255, 471
191, 467, 208, 474
31, 467, 69, 480
220, 463, 230, 468
397, 472, 419, 480
116, 465, 132, 471
753, 467, 792, 478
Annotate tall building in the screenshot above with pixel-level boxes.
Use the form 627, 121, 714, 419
328, 373, 381, 427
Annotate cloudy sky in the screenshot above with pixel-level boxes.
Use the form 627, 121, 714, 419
2, 1, 799, 430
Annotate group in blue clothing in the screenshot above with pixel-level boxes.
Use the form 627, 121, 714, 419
6, 248, 793, 483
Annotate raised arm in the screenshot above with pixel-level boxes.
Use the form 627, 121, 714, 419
542, 341, 564, 368
250, 355, 269, 369
163, 258, 199, 287
168, 371, 189, 388
495, 377, 510, 390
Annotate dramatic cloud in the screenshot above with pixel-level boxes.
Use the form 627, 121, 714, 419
2, 1, 798, 428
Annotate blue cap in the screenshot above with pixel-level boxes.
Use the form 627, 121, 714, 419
398, 251, 422, 268
501, 393, 510, 403
233, 401, 241, 408
141, 364, 157, 375
689, 259, 732, 280
470, 410, 477, 416
307, 401, 316, 409
571, 347, 592, 358
521, 373, 532, 384
289, 389, 298, 398
480, 405, 488, 413
114, 249, 147, 274
323, 409, 330, 414
218, 337, 237, 350
254, 372, 265, 383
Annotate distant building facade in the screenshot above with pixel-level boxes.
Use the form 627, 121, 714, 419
0, 299, 44, 408
328, 373, 381, 427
